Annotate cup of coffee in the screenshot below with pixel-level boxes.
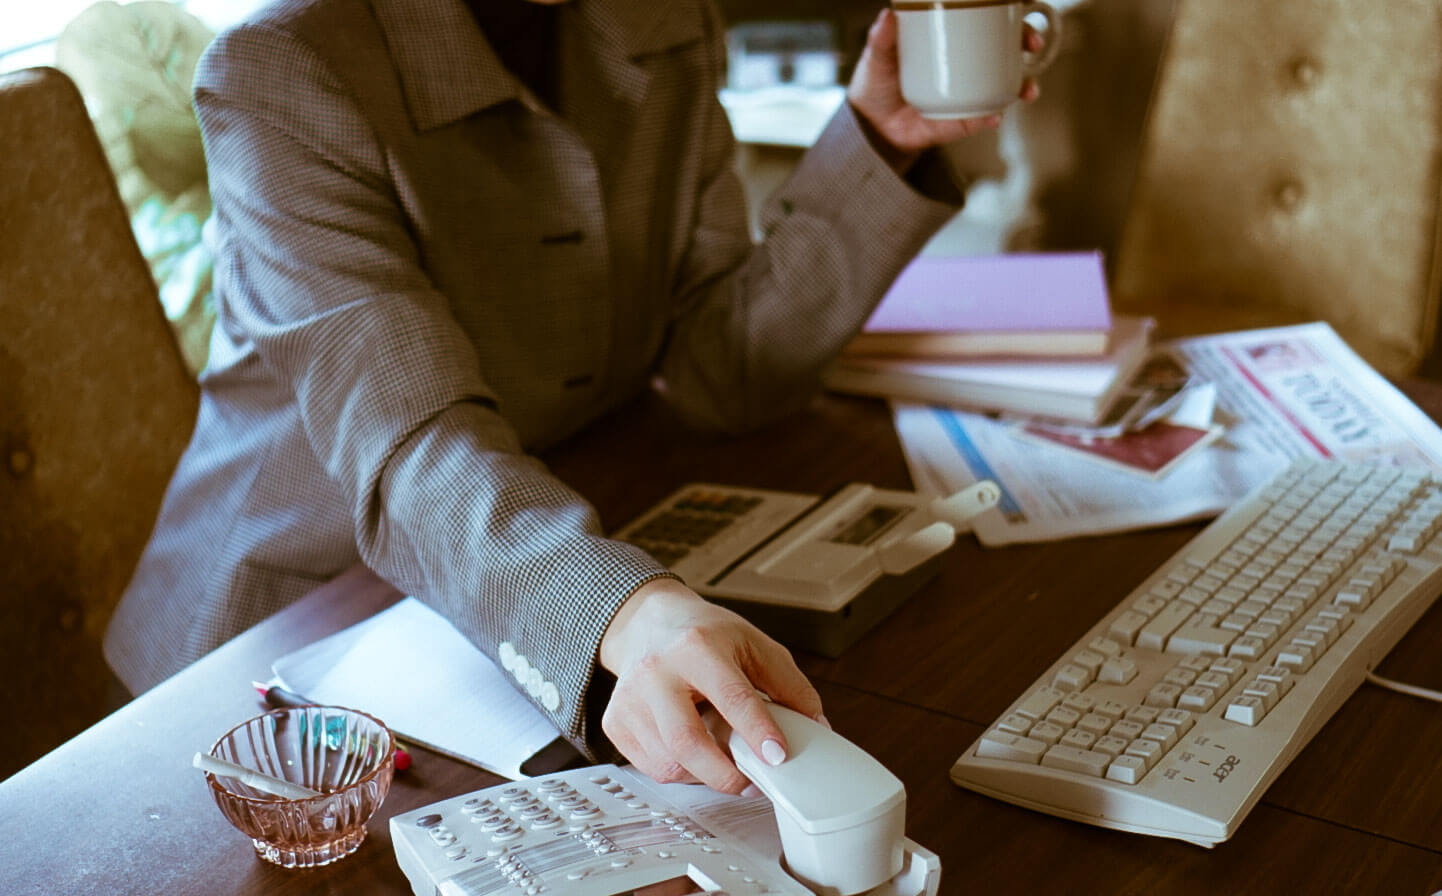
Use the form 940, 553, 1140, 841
893, 0, 1062, 119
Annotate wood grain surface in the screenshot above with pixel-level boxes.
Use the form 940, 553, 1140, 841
5, 385, 1442, 894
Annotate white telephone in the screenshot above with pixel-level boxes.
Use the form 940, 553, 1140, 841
614, 480, 1000, 657
389, 704, 940, 896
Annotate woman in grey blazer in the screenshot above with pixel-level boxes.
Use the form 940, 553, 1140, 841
105, 0, 1034, 792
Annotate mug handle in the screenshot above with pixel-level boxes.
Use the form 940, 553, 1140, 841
1020, 0, 1063, 77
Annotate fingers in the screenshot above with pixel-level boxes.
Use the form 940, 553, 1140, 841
861, 7, 901, 81
1023, 23, 1046, 54
739, 637, 824, 723
687, 648, 791, 775
598, 587, 834, 795
646, 666, 752, 793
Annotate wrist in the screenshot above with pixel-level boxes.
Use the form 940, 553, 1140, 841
599, 575, 689, 675
849, 100, 919, 175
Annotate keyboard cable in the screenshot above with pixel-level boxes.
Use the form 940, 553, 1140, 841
1365, 671, 1442, 704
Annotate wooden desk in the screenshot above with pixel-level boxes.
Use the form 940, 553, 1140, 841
5, 388, 1442, 895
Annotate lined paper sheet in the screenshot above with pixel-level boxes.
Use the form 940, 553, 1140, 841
272, 597, 562, 779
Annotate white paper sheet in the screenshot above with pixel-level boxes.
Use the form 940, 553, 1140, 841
272, 597, 562, 779
897, 323, 1442, 544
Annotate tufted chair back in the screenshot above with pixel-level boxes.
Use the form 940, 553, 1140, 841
0, 67, 199, 778
1112, 0, 1442, 377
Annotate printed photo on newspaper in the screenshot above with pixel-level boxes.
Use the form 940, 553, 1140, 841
896, 322, 1442, 545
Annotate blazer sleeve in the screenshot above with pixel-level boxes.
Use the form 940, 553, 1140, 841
193, 23, 667, 757
656, 3, 967, 432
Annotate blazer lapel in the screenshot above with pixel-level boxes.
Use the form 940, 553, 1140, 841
370, 0, 519, 132
562, 0, 704, 176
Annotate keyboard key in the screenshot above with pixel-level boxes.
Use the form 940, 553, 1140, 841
1139, 723, 1179, 751
1145, 683, 1183, 709
1053, 664, 1094, 692
1013, 686, 1065, 720
1087, 637, 1123, 658
1177, 655, 1213, 673
1123, 738, 1165, 767
1196, 671, 1231, 691
1168, 624, 1237, 656
998, 713, 1034, 735
1098, 656, 1139, 685
1137, 602, 1196, 650
1093, 735, 1129, 758
1162, 668, 1198, 688
1041, 745, 1111, 777
1109, 610, 1150, 644
1071, 649, 1106, 674
1273, 642, 1316, 673
1028, 721, 1066, 745
1177, 686, 1217, 712
1124, 706, 1161, 725
1241, 680, 1283, 709
977, 731, 1049, 763
1046, 706, 1082, 728
1060, 729, 1098, 750
1224, 695, 1267, 726
1228, 636, 1267, 660
1156, 708, 1195, 736
1109, 719, 1145, 741
1094, 699, 1129, 719
1105, 755, 1148, 785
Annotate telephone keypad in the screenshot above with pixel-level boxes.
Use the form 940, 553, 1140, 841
391, 763, 814, 895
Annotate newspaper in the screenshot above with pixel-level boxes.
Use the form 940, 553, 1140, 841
896, 322, 1442, 545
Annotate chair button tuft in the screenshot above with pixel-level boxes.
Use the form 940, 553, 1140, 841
58, 601, 84, 633
1288, 55, 1320, 89
7, 444, 32, 478
1273, 179, 1304, 212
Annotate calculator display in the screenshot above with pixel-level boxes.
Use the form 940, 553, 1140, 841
828, 505, 907, 546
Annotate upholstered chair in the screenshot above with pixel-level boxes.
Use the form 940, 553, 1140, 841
0, 67, 198, 778
1112, 0, 1442, 377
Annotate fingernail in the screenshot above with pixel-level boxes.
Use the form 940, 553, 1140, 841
741, 784, 761, 798
985, 115, 1003, 128
817, 714, 832, 730
761, 738, 786, 766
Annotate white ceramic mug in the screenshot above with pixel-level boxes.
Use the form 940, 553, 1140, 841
893, 0, 1062, 119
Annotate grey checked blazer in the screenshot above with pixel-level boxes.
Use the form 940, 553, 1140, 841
104, 0, 962, 755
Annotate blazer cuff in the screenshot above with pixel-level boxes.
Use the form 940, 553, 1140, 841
525, 539, 674, 758
772, 100, 964, 238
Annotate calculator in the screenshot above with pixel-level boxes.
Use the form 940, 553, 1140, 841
614, 481, 999, 657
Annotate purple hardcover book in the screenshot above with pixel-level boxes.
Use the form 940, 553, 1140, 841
853, 252, 1113, 357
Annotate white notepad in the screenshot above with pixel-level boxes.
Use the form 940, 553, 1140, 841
271, 596, 562, 779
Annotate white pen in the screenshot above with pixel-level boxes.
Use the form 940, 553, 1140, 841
192, 751, 321, 800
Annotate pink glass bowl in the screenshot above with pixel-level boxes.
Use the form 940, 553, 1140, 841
204, 705, 395, 868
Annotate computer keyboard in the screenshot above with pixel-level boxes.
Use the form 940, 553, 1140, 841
950, 459, 1442, 846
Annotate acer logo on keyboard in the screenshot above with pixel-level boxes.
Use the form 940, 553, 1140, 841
1212, 755, 1241, 783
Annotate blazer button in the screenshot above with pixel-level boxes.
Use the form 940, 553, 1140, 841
499, 641, 517, 671
512, 654, 531, 684
526, 667, 544, 697
540, 682, 561, 712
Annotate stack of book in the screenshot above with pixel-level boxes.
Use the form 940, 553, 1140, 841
823, 251, 1154, 426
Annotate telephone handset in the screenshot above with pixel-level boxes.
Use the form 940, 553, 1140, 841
389, 705, 941, 896
726, 704, 911, 896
